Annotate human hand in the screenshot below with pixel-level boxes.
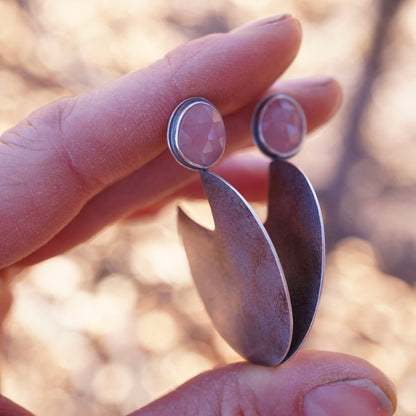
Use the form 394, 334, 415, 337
0, 14, 396, 415
0, 14, 340, 272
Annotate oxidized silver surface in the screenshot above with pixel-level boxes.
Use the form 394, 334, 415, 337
178, 163, 324, 366
178, 170, 292, 366
264, 160, 324, 361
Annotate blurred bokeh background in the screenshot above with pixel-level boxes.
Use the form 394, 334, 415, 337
0, 0, 415, 414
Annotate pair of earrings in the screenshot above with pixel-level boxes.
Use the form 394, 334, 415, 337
167, 94, 324, 366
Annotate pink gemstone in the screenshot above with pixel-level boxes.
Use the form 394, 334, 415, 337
177, 102, 226, 168
259, 97, 305, 157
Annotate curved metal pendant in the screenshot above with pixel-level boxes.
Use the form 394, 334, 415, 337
179, 170, 292, 366
265, 160, 324, 361
178, 163, 324, 366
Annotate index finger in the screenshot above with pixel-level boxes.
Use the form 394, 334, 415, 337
0, 15, 301, 268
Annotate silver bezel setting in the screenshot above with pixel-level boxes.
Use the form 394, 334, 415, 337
167, 97, 226, 170
252, 93, 307, 160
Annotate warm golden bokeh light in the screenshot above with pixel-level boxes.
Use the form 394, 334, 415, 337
1, 0, 415, 415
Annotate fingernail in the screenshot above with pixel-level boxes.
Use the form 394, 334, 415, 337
232, 14, 292, 33
306, 75, 335, 87
284, 76, 336, 90
304, 379, 394, 416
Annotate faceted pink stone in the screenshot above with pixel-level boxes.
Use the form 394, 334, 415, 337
259, 97, 305, 157
177, 102, 226, 168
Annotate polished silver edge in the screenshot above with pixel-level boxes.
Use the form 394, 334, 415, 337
167, 97, 225, 171
252, 93, 307, 160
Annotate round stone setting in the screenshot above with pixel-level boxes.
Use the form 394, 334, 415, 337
252, 94, 306, 159
168, 98, 226, 170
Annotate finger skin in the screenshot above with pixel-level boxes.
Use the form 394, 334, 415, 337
0, 396, 33, 416
0, 284, 12, 328
16, 78, 341, 267
0, 351, 396, 416
127, 351, 396, 416
0, 16, 301, 269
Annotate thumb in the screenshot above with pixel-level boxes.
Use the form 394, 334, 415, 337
128, 351, 396, 416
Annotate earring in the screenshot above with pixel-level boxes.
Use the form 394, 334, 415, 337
252, 93, 324, 361
167, 96, 323, 366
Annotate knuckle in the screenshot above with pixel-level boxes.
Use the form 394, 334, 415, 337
0, 95, 94, 198
1, 96, 76, 151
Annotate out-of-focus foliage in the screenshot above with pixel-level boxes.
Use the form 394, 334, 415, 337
1, 0, 415, 415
